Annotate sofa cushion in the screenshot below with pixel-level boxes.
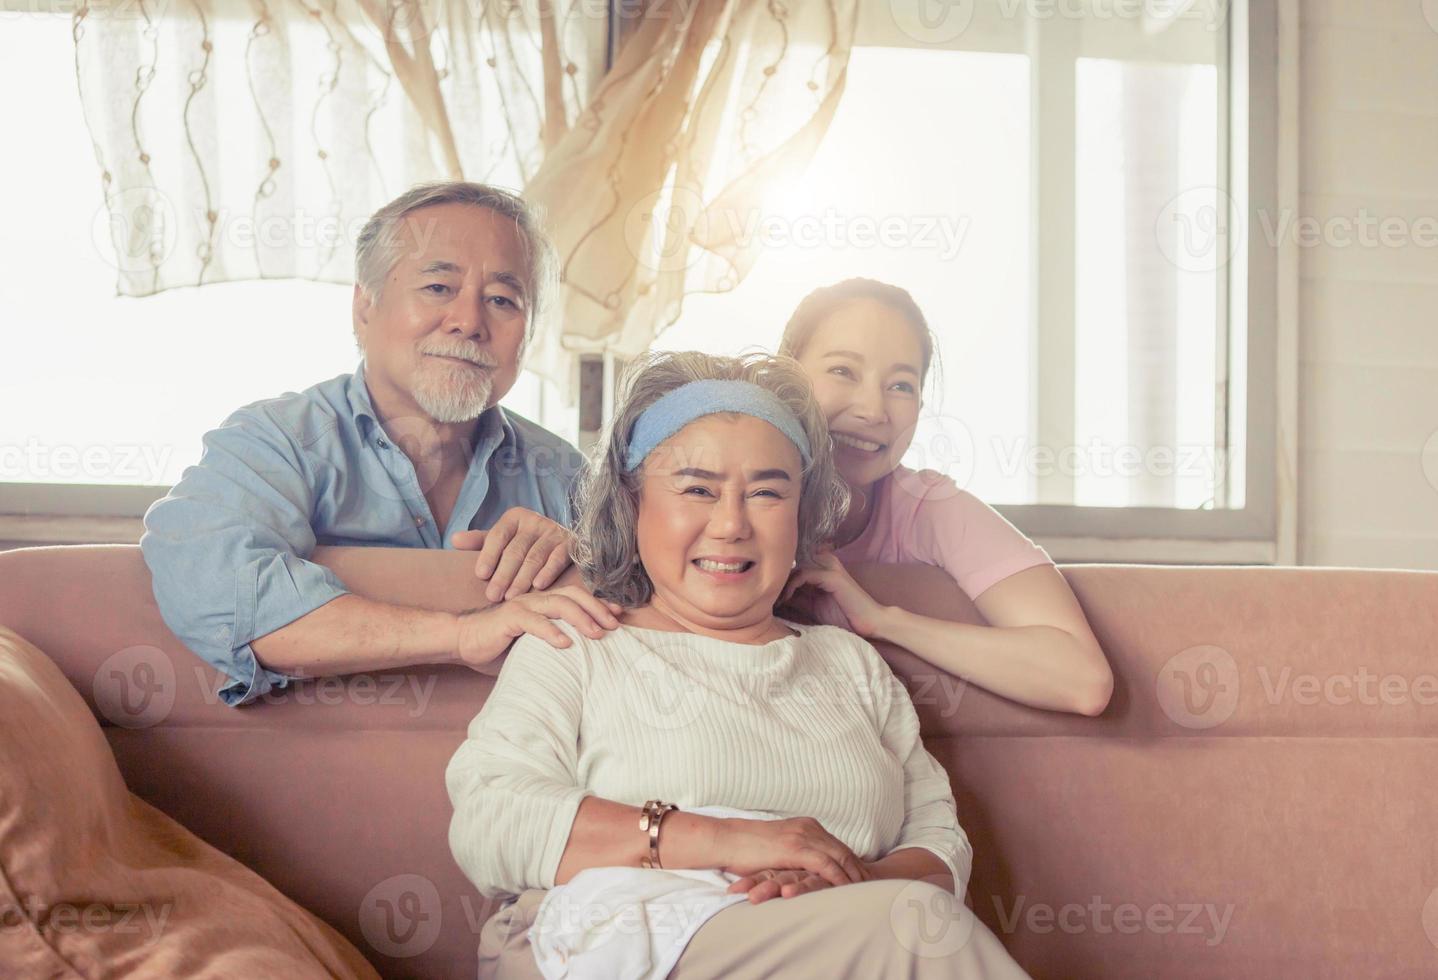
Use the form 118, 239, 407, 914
0, 625, 381, 979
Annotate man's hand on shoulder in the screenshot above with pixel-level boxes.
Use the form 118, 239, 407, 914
451, 506, 573, 603
453, 585, 624, 670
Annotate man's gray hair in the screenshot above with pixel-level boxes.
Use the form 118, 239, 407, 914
573, 350, 850, 608
354, 180, 559, 334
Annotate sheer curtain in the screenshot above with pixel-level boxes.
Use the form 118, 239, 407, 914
524, 0, 858, 380
73, 0, 857, 386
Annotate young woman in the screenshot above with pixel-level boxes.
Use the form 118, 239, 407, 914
778, 279, 1114, 716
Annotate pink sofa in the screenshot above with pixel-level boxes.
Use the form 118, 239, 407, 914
1, 543, 1435, 979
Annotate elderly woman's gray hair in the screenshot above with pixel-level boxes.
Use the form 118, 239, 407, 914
573, 350, 849, 608
353, 180, 558, 339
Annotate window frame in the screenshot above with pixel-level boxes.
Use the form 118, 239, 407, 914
996, 0, 1287, 562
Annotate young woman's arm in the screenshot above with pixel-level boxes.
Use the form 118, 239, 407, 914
884, 563, 1112, 716
785, 559, 1113, 716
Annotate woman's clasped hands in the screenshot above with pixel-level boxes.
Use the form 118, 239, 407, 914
715, 814, 874, 904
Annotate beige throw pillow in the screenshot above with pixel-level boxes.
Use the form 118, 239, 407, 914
0, 625, 380, 979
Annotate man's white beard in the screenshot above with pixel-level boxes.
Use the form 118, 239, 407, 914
412, 358, 494, 423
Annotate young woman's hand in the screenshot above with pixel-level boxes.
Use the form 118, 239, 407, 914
779, 550, 891, 639
450, 507, 574, 603
712, 816, 872, 891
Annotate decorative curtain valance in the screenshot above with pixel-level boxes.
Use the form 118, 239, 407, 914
524, 0, 858, 380
74, 0, 857, 385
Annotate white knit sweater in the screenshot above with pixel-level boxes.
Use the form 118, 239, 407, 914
445, 619, 971, 901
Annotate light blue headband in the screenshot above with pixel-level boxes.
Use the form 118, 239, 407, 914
624, 379, 813, 472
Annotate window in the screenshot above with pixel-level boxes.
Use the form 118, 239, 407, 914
651, 43, 1034, 504
651, 0, 1280, 561
3, 0, 1281, 561
0, 6, 576, 524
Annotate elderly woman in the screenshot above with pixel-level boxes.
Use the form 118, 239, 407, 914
446, 352, 1030, 979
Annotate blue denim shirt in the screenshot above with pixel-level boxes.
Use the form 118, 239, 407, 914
140, 361, 585, 707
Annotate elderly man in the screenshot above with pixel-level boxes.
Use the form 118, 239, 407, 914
141, 181, 620, 706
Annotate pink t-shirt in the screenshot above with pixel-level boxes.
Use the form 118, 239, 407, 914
814, 465, 1053, 627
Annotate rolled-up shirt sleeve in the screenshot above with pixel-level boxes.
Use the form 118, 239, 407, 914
140, 407, 349, 706
873, 660, 974, 895
445, 632, 589, 900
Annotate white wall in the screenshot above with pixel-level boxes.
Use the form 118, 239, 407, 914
1296, 0, 1438, 569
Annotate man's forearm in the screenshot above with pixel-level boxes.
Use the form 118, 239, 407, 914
249, 546, 584, 681
249, 546, 493, 678
250, 593, 460, 677
309, 544, 584, 612
312, 545, 495, 613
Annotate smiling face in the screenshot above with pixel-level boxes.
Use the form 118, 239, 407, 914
793, 297, 926, 487
352, 202, 530, 425
634, 413, 802, 632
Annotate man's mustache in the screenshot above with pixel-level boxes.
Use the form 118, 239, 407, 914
418, 344, 498, 368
